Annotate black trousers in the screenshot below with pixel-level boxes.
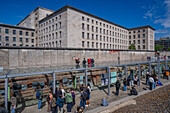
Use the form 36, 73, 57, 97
116, 87, 119, 96
149, 82, 152, 90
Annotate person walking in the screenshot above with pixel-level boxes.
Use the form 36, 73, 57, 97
166, 69, 169, 80
36, 86, 43, 110
87, 83, 91, 106
146, 72, 150, 85
123, 78, 127, 91
11, 93, 17, 113
71, 88, 76, 107
115, 79, 121, 96
61, 87, 65, 103
47, 91, 53, 112
51, 93, 57, 113
149, 75, 154, 90
65, 90, 73, 113
57, 95, 64, 113
80, 89, 88, 110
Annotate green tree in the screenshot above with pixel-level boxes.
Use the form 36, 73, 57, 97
168, 47, 170, 51
128, 44, 136, 50
155, 44, 164, 51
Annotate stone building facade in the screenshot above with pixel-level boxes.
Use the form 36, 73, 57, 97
0, 23, 35, 47
128, 26, 155, 50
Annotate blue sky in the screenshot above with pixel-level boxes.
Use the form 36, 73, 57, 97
0, 0, 169, 39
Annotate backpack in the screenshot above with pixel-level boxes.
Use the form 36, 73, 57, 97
36, 90, 40, 98
82, 92, 88, 100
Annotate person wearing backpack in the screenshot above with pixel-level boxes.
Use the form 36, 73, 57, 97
36, 86, 43, 110
80, 89, 87, 110
56, 95, 64, 113
123, 78, 127, 91
130, 87, 138, 96
65, 90, 73, 113
71, 88, 76, 107
115, 79, 121, 96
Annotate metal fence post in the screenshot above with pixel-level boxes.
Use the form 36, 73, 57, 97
5, 78, 8, 110
53, 72, 55, 94
107, 67, 111, 96
85, 70, 87, 86
149, 62, 151, 74
138, 64, 141, 86
158, 60, 161, 81
125, 65, 127, 80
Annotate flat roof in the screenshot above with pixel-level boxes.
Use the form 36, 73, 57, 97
128, 25, 155, 31
17, 7, 54, 26
0, 23, 35, 31
39, 5, 128, 30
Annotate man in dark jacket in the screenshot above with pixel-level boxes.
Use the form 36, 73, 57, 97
115, 79, 121, 96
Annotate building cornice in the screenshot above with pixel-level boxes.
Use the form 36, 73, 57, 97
0, 23, 35, 31
128, 25, 155, 31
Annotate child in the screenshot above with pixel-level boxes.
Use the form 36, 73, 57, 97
101, 97, 108, 106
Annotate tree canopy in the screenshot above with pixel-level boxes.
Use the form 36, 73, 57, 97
128, 44, 136, 50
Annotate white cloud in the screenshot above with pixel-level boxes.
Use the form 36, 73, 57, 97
143, 5, 155, 19
155, 29, 168, 33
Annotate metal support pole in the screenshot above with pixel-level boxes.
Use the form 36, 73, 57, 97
149, 62, 151, 75
85, 70, 88, 86
125, 65, 127, 80
53, 72, 55, 94
158, 60, 160, 81
5, 78, 8, 110
138, 64, 141, 86
107, 67, 111, 96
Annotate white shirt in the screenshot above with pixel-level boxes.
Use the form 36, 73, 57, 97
61, 89, 65, 98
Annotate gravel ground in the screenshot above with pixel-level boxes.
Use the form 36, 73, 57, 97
114, 84, 170, 113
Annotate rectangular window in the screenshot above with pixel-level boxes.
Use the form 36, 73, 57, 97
133, 40, 135, 44
96, 27, 98, 33
59, 22, 61, 29
96, 35, 98, 40
87, 25, 89, 30
138, 45, 140, 49
13, 44, 16, 46
13, 30, 16, 34
82, 23, 84, 30
92, 26, 94, 32
143, 29, 145, 32
138, 30, 140, 33
92, 42, 94, 48
143, 39, 145, 43
133, 35, 135, 39
92, 34, 94, 40
20, 37, 23, 42
129, 32, 131, 34
59, 31, 61, 38
92, 20, 94, 23
87, 41, 89, 47
32, 32, 34, 37
96, 42, 98, 48
82, 16, 84, 20
82, 41, 85, 47
5, 36, 9, 41
87, 33, 89, 39
129, 41, 131, 44
0, 28, 1, 33
82, 32, 84, 38
138, 40, 140, 44
100, 43, 102, 48
100, 35, 102, 41
143, 34, 145, 38
6, 43, 9, 46
19, 31, 22, 35
13, 37, 16, 42
143, 45, 145, 49
26, 32, 29, 36
129, 36, 131, 39
26, 38, 29, 43
0, 36, 1, 41
138, 34, 140, 38
87, 18, 89, 22
5, 29, 9, 34
133, 31, 136, 33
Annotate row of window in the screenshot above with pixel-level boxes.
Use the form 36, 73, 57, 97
82, 41, 127, 49
82, 23, 127, 38
38, 31, 62, 42
82, 16, 128, 34
129, 30, 145, 34
39, 15, 62, 27
0, 43, 34, 47
39, 22, 62, 35
0, 28, 34, 36
129, 34, 145, 39
129, 40, 145, 44
0, 35, 34, 43
82, 32, 127, 44
39, 40, 62, 47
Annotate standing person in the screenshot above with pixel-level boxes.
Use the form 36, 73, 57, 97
128, 75, 133, 88
57, 95, 64, 113
149, 75, 154, 90
61, 87, 65, 103
80, 84, 84, 92
71, 88, 76, 107
81, 89, 88, 110
82, 58, 86, 68
36, 86, 43, 110
51, 93, 57, 113
56, 87, 62, 98
123, 78, 127, 91
134, 75, 138, 87
115, 79, 121, 96
87, 83, 91, 106
11, 93, 17, 113
88, 59, 91, 64
146, 72, 150, 85
153, 74, 157, 89
65, 90, 73, 113
166, 69, 169, 80
46, 91, 53, 112
85, 86, 90, 107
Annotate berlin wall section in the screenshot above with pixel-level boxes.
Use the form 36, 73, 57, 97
0, 48, 157, 69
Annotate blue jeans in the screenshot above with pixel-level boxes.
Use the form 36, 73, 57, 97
152, 82, 154, 89
38, 99, 42, 109
67, 103, 72, 112
80, 99, 86, 109
12, 108, 15, 113
124, 84, 127, 91
130, 80, 133, 87
146, 79, 148, 85
154, 82, 156, 89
